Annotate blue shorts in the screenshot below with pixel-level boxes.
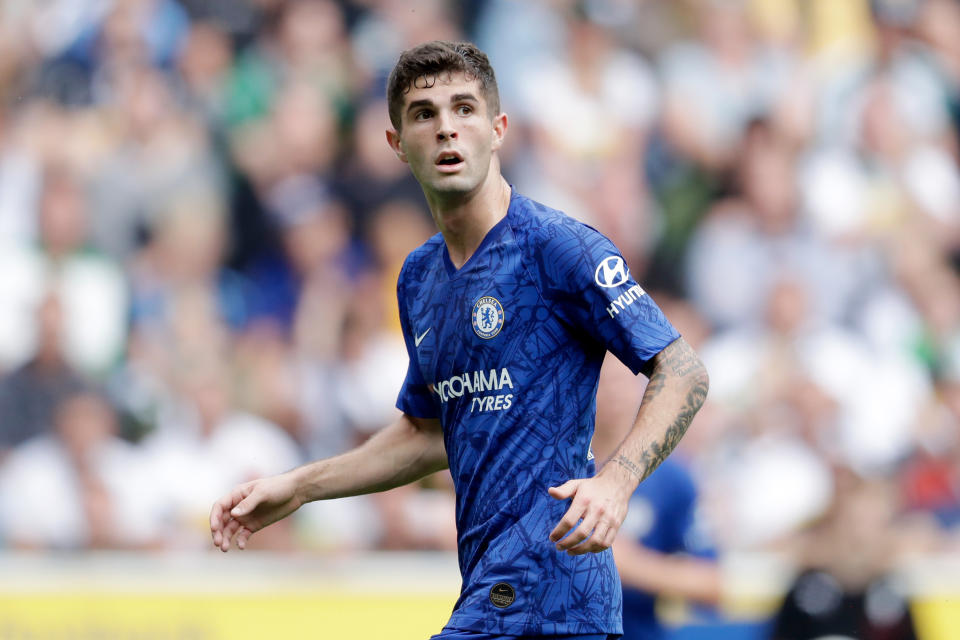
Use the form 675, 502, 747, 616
429, 630, 619, 640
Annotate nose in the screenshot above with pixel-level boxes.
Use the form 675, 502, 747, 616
436, 111, 458, 142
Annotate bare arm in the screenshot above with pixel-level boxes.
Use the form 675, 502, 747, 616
605, 337, 710, 487
549, 337, 709, 553
613, 537, 722, 605
210, 413, 446, 551
294, 413, 446, 501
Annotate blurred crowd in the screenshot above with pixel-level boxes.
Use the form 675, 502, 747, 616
0, 0, 959, 600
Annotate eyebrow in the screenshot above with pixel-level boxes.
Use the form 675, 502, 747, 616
405, 93, 480, 115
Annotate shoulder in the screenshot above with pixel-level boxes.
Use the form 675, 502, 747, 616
398, 232, 444, 284
510, 192, 609, 256
511, 194, 624, 292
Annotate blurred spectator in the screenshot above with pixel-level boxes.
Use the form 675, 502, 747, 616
129, 191, 253, 345
328, 201, 425, 437
350, 0, 462, 86
917, 0, 960, 148
141, 355, 302, 550
334, 98, 429, 242
259, 174, 358, 335
0, 293, 86, 458
369, 479, 458, 552
474, 0, 566, 115
658, 0, 796, 171
800, 77, 960, 246
686, 121, 869, 330
0, 390, 162, 549
175, 20, 236, 124
223, 0, 353, 129
0, 106, 43, 246
771, 468, 937, 640
697, 278, 845, 546
0, 165, 127, 376
513, 5, 659, 265
89, 66, 225, 262
176, 0, 266, 47
226, 78, 341, 247
901, 366, 960, 529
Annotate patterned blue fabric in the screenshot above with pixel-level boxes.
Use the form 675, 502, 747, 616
430, 629, 619, 640
396, 190, 680, 636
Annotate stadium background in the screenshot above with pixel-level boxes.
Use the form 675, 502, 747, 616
1, 0, 960, 637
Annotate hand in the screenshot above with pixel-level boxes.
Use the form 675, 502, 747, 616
547, 469, 634, 555
209, 472, 302, 552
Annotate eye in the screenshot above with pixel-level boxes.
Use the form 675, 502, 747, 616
414, 109, 433, 121
456, 104, 473, 116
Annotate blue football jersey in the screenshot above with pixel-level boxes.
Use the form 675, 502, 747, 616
396, 190, 680, 636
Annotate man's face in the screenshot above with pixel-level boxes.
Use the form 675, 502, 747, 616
387, 72, 506, 200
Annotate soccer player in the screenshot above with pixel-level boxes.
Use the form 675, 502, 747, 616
210, 41, 709, 640
615, 457, 722, 639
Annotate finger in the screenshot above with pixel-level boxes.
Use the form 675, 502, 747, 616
218, 486, 248, 518
236, 526, 254, 550
210, 503, 222, 544
220, 518, 243, 552
210, 501, 229, 545
211, 486, 248, 540
230, 488, 260, 518
211, 508, 233, 549
548, 479, 582, 501
549, 501, 586, 543
568, 522, 610, 556
601, 522, 619, 549
212, 517, 223, 549
556, 510, 600, 551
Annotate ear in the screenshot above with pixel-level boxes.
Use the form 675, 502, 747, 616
386, 129, 407, 163
490, 112, 508, 152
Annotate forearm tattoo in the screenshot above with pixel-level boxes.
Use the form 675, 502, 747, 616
613, 454, 644, 481
623, 340, 709, 484
666, 343, 704, 377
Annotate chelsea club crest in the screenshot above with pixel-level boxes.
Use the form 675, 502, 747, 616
472, 296, 505, 339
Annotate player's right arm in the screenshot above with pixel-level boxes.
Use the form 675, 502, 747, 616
210, 413, 445, 551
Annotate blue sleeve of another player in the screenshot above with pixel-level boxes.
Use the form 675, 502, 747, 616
395, 265, 440, 419
666, 462, 717, 560
537, 220, 680, 374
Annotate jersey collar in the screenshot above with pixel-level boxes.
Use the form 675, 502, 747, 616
441, 186, 519, 277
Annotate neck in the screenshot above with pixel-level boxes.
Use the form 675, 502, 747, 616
426, 170, 511, 269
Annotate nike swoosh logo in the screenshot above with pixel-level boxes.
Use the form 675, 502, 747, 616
414, 328, 431, 347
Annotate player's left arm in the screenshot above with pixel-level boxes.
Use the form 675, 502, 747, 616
549, 337, 708, 554
613, 539, 722, 604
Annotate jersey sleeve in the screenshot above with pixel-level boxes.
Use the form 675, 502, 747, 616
536, 221, 680, 374
663, 464, 717, 559
395, 260, 440, 419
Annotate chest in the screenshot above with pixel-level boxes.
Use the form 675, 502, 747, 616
406, 241, 545, 389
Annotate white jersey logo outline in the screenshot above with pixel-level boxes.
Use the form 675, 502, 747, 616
595, 256, 629, 288
415, 328, 432, 347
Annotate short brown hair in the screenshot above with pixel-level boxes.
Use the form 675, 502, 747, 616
386, 40, 500, 131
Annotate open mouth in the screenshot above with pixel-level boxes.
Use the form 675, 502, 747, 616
435, 151, 464, 169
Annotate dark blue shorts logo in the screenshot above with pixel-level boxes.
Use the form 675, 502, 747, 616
489, 582, 515, 608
